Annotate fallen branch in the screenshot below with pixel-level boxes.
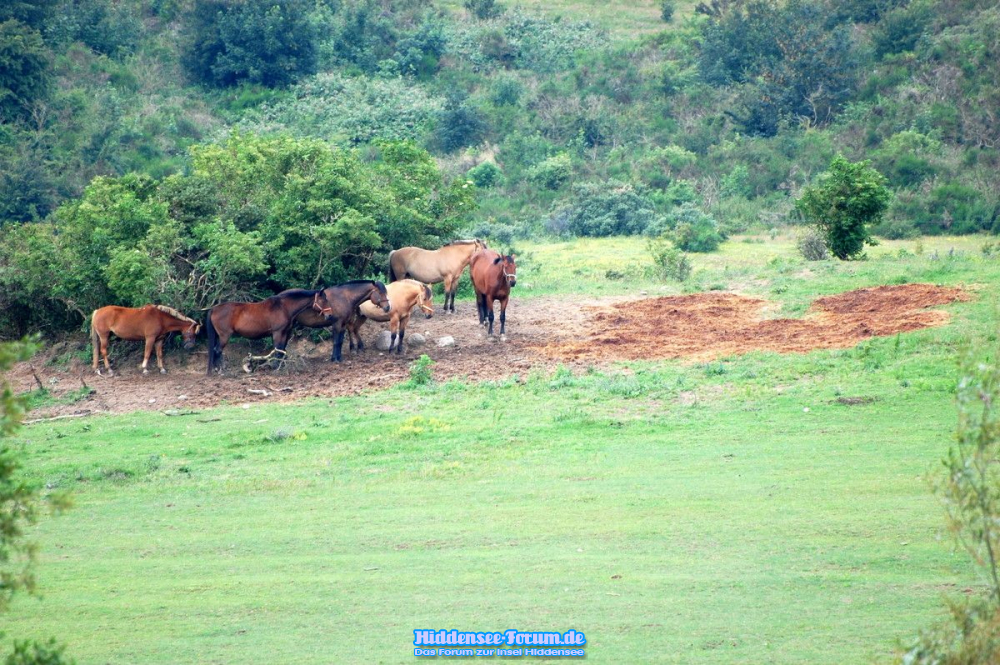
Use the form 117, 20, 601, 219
247, 388, 272, 397
23, 411, 109, 425
29, 365, 44, 391
163, 409, 201, 417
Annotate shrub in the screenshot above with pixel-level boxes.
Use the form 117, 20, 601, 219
797, 229, 829, 261
528, 154, 572, 190
795, 155, 890, 260
0, 20, 50, 121
660, 0, 675, 22
181, 0, 318, 88
467, 161, 503, 188
435, 97, 488, 153
648, 236, 691, 281
664, 203, 722, 253
464, 0, 504, 20
406, 354, 435, 387
559, 181, 664, 237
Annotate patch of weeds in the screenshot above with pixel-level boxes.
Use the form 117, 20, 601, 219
404, 354, 435, 388
548, 365, 577, 390
704, 362, 727, 376
396, 416, 451, 436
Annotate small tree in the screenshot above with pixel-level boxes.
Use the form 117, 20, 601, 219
795, 155, 890, 260
902, 347, 1000, 662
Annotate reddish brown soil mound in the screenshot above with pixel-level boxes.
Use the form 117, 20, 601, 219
535, 284, 968, 363
8, 284, 968, 417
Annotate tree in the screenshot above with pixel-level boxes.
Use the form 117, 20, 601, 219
0, 339, 74, 664
900, 346, 1000, 663
0, 20, 50, 122
181, 0, 317, 88
795, 155, 890, 260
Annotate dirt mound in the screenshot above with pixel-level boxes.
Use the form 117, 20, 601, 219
8, 284, 968, 418
535, 284, 968, 363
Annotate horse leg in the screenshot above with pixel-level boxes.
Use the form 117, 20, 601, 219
476, 292, 487, 325
499, 295, 508, 342
334, 330, 346, 362
141, 336, 156, 374
444, 275, 456, 313
394, 314, 407, 355
486, 296, 496, 337
100, 333, 113, 376
155, 338, 167, 373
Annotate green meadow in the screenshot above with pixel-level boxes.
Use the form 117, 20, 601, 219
4, 235, 998, 664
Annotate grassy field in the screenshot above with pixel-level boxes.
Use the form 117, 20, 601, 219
4, 234, 998, 664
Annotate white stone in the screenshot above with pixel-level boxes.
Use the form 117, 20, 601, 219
436, 335, 456, 347
374, 331, 393, 351
408, 333, 426, 347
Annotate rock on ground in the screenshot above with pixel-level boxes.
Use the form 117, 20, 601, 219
436, 335, 456, 347
408, 333, 426, 347
374, 331, 393, 351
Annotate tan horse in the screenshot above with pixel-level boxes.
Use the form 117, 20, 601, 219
91, 305, 201, 375
346, 280, 434, 355
387, 239, 486, 313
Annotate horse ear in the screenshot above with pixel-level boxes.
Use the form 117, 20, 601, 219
492, 257, 502, 265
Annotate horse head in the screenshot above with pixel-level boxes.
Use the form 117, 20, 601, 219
312, 292, 336, 321
182, 322, 201, 350
493, 254, 517, 288
370, 282, 391, 313
418, 283, 434, 319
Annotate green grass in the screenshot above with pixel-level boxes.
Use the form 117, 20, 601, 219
4, 235, 999, 664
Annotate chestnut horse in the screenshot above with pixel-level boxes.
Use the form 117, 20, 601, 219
470, 250, 517, 340
292, 280, 390, 362
345, 279, 433, 355
387, 239, 486, 314
205, 289, 329, 375
91, 305, 201, 375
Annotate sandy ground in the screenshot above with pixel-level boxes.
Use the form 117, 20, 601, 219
9, 284, 968, 418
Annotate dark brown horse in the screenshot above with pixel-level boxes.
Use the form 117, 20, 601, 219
292, 280, 390, 362
470, 250, 517, 340
205, 290, 328, 374
91, 305, 201, 375
387, 239, 486, 314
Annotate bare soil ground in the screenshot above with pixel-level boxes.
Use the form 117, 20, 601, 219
9, 284, 968, 418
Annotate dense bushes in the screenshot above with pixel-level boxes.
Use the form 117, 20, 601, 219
181, 0, 318, 88
0, 20, 50, 121
0, 136, 475, 336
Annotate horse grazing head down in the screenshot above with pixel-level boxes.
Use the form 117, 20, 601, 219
370, 281, 391, 313
492, 254, 517, 288
418, 283, 434, 319
181, 323, 201, 349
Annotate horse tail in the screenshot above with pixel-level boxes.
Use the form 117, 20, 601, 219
90, 310, 100, 368
205, 308, 219, 375
387, 250, 398, 283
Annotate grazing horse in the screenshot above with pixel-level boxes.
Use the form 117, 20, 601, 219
205, 290, 328, 375
387, 239, 486, 314
91, 305, 201, 375
470, 250, 517, 340
292, 280, 390, 362
345, 279, 433, 355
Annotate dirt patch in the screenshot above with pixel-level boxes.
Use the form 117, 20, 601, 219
534, 283, 968, 363
8, 284, 968, 417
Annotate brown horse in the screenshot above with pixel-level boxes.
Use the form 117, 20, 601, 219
206, 289, 329, 374
387, 239, 486, 314
470, 250, 517, 340
345, 279, 433, 355
292, 280, 390, 362
90, 305, 201, 376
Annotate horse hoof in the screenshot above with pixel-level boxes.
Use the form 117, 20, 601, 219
500, 334, 506, 342
142, 368, 149, 375
160, 369, 167, 374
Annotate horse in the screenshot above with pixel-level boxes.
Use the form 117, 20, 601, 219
470, 250, 517, 340
90, 305, 201, 376
345, 279, 433, 355
387, 239, 486, 314
205, 289, 330, 375
291, 280, 390, 362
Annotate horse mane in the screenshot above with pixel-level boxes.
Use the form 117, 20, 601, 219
445, 239, 481, 246
153, 305, 197, 325
277, 289, 319, 298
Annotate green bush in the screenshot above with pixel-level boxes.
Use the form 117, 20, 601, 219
181, 0, 317, 88
795, 155, 890, 260
528, 154, 572, 190
468, 161, 503, 188
0, 20, 50, 121
663, 203, 723, 253
797, 229, 829, 261
559, 181, 665, 237
647, 236, 691, 281
464, 0, 504, 20
660, 1, 675, 23
406, 354, 435, 387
